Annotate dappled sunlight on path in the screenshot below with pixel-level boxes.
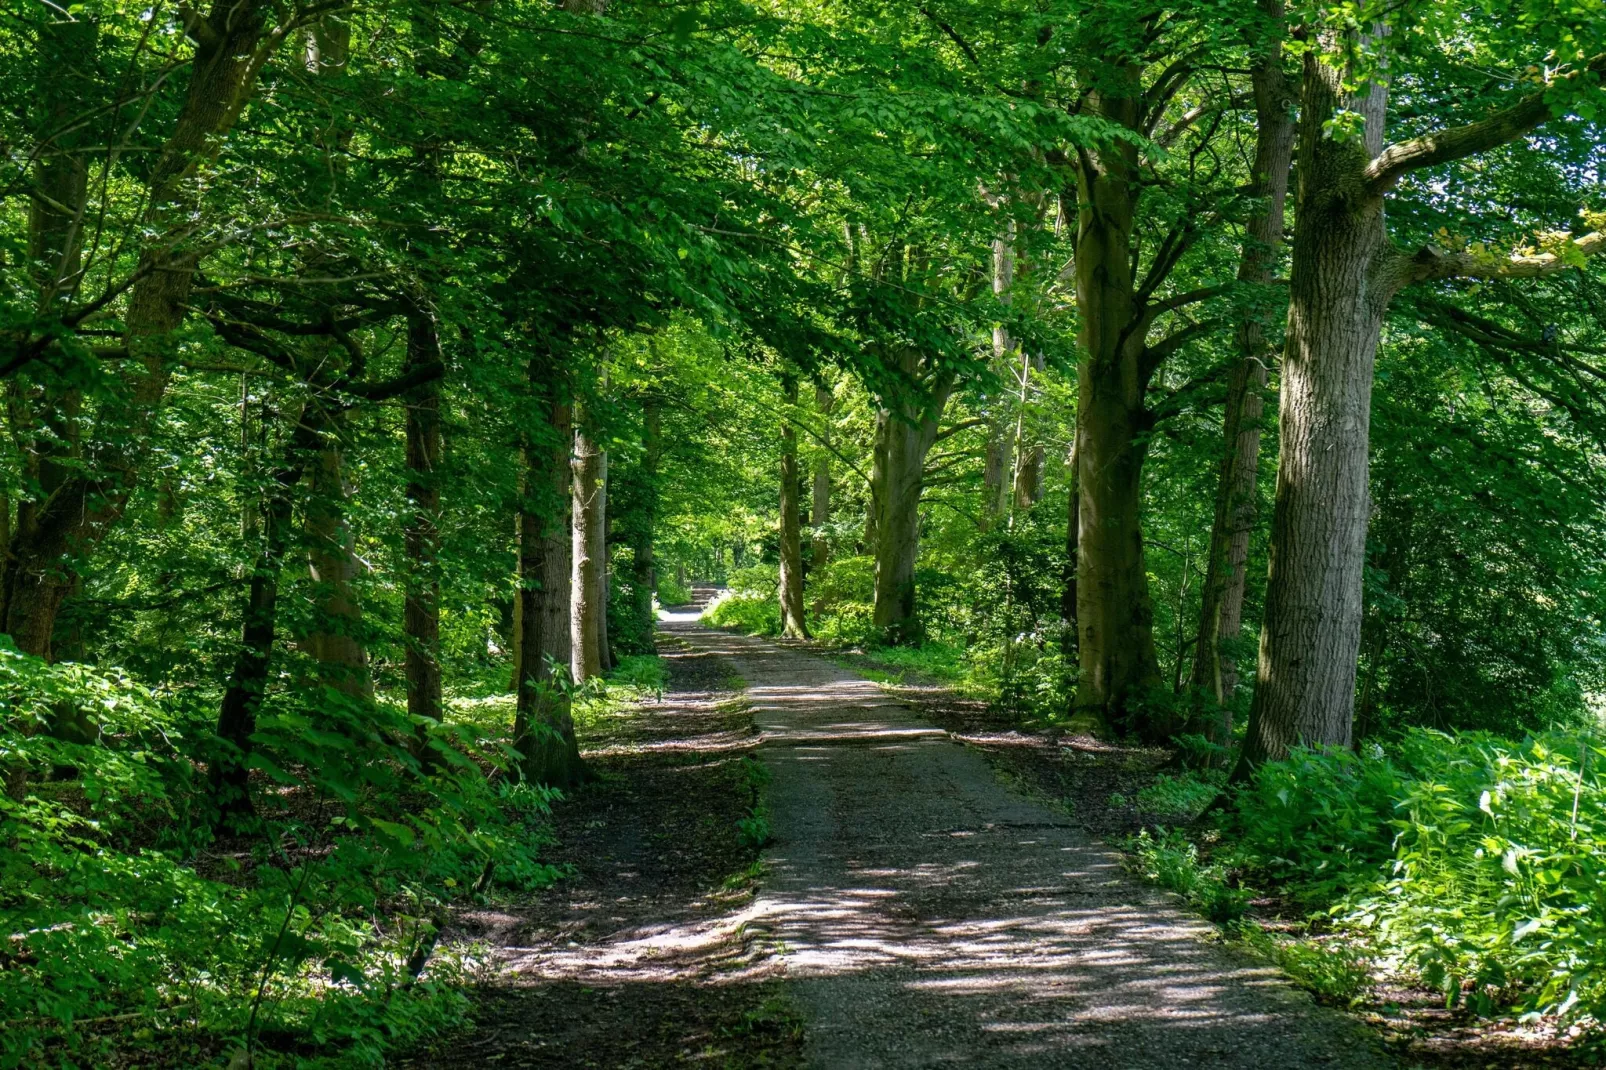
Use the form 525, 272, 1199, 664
674, 620, 1395, 1069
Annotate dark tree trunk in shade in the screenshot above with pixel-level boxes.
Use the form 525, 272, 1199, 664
870, 354, 953, 644
1190, 7, 1295, 739
778, 376, 808, 639
211, 405, 322, 814
1070, 69, 1164, 738
404, 307, 444, 734
514, 373, 583, 788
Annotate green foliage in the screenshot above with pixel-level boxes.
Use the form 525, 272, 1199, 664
702, 565, 783, 636
1135, 772, 1224, 817
1233, 927, 1372, 1007
1218, 729, 1606, 1021
0, 643, 560, 1066
1124, 828, 1249, 924
656, 575, 693, 608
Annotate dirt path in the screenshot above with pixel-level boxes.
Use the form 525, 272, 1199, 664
659, 612, 1397, 1069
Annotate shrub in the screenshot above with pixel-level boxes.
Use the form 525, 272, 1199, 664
0, 642, 561, 1066
656, 575, 693, 607
1220, 729, 1606, 1021
701, 566, 781, 636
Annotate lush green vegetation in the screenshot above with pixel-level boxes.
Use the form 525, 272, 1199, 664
4, 0, 1606, 1060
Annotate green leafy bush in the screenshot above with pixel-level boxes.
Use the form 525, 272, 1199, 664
1221, 729, 1606, 1021
656, 575, 693, 607
1125, 827, 1248, 923
0, 643, 561, 1067
701, 566, 782, 636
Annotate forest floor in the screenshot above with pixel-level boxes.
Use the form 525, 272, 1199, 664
404, 609, 1597, 1068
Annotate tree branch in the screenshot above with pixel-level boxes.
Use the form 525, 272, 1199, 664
1364, 54, 1606, 196
1406, 230, 1606, 285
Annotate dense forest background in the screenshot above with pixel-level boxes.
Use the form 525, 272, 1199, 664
4, 0, 1606, 1064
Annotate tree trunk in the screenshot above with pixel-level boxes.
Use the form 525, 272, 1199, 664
630, 395, 661, 647
404, 307, 444, 733
1235, 48, 1391, 772
300, 412, 372, 699
778, 376, 808, 639
515, 377, 582, 787
1060, 432, 1079, 664
570, 410, 606, 683
1071, 70, 1165, 738
870, 359, 953, 643
810, 384, 832, 570
597, 468, 612, 672
1190, 14, 1295, 731
212, 405, 320, 814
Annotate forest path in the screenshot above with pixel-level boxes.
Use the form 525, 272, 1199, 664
661, 610, 1396, 1069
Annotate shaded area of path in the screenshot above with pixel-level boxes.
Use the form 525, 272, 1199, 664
660, 608, 1396, 1069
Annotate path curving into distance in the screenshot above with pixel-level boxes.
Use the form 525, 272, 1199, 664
659, 601, 1395, 1069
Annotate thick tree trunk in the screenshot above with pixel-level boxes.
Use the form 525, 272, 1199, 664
514, 379, 582, 787
1071, 71, 1165, 738
810, 384, 832, 569
404, 308, 444, 732
570, 413, 606, 682
1235, 50, 1391, 773
1190, 18, 1295, 729
212, 406, 320, 813
778, 377, 808, 639
870, 360, 952, 643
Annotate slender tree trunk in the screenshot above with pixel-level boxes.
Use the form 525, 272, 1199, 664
514, 376, 582, 787
597, 468, 612, 672
985, 223, 1017, 524
778, 376, 808, 639
1060, 432, 1079, 665
300, 412, 372, 699
404, 307, 444, 733
629, 394, 661, 646
1235, 48, 1391, 773
1071, 72, 1165, 737
870, 360, 953, 643
212, 406, 320, 814
570, 410, 606, 683
1010, 350, 1045, 511
1190, 14, 1295, 732
810, 384, 832, 570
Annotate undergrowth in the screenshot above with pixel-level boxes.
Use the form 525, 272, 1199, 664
0, 642, 596, 1068
1126, 728, 1606, 1028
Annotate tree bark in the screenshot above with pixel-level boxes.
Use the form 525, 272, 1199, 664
1189, 9, 1295, 729
1235, 44, 1391, 771
628, 394, 661, 649
570, 407, 606, 682
211, 405, 320, 814
778, 376, 808, 639
870, 356, 953, 643
1071, 68, 1165, 738
404, 306, 444, 732
810, 384, 832, 570
514, 373, 582, 787
300, 410, 372, 699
